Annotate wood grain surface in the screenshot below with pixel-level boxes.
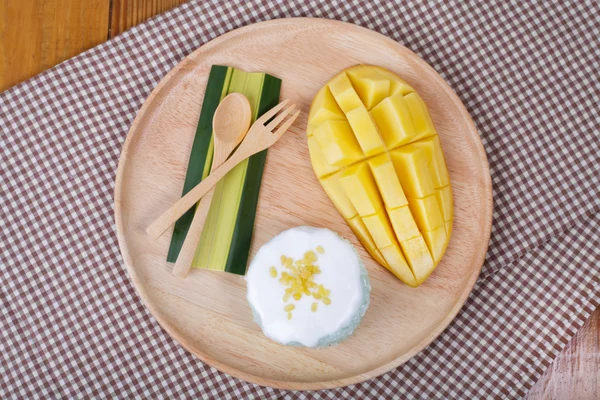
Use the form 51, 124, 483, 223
528, 308, 599, 400
0, 0, 110, 92
0, 1, 596, 397
109, 0, 188, 37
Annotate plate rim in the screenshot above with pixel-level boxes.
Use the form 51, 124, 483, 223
114, 17, 493, 390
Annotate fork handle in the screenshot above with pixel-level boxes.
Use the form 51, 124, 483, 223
171, 186, 216, 278
146, 145, 255, 240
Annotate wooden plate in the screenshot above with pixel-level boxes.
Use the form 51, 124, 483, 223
114, 18, 493, 390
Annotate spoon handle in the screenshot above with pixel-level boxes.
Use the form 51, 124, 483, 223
146, 147, 252, 240
171, 186, 216, 278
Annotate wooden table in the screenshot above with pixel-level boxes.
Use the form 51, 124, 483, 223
1, 1, 597, 397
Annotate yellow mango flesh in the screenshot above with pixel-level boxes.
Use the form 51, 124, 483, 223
307, 136, 340, 178
407, 194, 444, 232
369, 66, 415, 96
379, 243, 418, 287
446, 221, 453, 238
390, 145, 436, 198
347, 215, 376, 248
422, 227, 448, 263
436, 185, 454, 226
307, 64, 453, 286
368, 154, 408, 209
388, 206, 421, 241
370, 94, 417, 148
307, 86, 345, 135
347, 215, 389, 267
362, 207, 397, 249
345, 105, 386, 156
347, 67, 391, 110
320, 173, 357, 219
369, 248, 388, 269
400, 236, 435, 283
313, 120, 363, 167
339, 163, 383, 217
413, 136, 449, 188
328, 73, 363, 113
404, 92, 437, 142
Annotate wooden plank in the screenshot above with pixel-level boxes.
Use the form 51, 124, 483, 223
528, 308, 599, 399
109, 0, 189, 38
0, 0, 110, 92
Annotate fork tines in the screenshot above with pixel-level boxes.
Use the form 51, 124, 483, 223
260, 100, 299, 136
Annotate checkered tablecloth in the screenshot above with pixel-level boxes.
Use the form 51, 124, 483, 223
1, 0, 599, 398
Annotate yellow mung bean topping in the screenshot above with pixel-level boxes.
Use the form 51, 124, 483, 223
269, 248, 332, 319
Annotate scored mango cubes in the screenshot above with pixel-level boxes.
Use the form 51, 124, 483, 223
328, 73, 364, 113
407, 195, 444, 233
307, 65, 453, 287
307, 136, 340, 178
339, 163, 382, 216
391, 144, 436, 198
347, 67, 391, 110
362, 207, 397, 248
345, 105, 386, 156
347, 215, 388, 267
368, 154, 408, 209
307, 86, 345, 136
313, 120, 363, 167
370, 93, 417, 149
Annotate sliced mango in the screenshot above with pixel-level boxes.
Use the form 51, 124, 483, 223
446, 220, 453, 238
379, 244, 418, 287
339, 163, 383, 216
347, 215, 389, 267
422, 226, 448, 263
307, 136, 340, 178
368, 154, 408, 209
345, 105, 386, 156
370, 93, 417, 149
387, 206, 421, 242
389, 79, 415, 97
347, 68, 391, 110
320, 173, 357, 219
391, 144, 436, 198
400, 236, 435, 284
412, 136, 449, 188
307, 86, 345, 135
313, 120, 363, 167
407, 194, 444, 233
368, 66, 415, 96
369, 248, 388, 268
328, 73, 363, 113
436, 185, 454, 224
362, 207, 397, 249
404, 92, 436, 142
307, 65, 453, 287
347, 215, 376, 250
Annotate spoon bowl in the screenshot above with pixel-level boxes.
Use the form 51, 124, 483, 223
213, 92, 252, 147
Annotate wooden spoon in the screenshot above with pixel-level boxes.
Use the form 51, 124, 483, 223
172, 93, 252, 278
147, 99, 298, 240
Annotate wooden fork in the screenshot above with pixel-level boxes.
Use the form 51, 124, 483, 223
146, 99, 300, 240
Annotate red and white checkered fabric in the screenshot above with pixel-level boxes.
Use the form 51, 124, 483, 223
1, 0, 599, 398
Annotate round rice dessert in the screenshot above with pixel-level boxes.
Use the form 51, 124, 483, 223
246, 226, 370, 348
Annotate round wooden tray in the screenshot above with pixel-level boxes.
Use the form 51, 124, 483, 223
115, 18, 492, 390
